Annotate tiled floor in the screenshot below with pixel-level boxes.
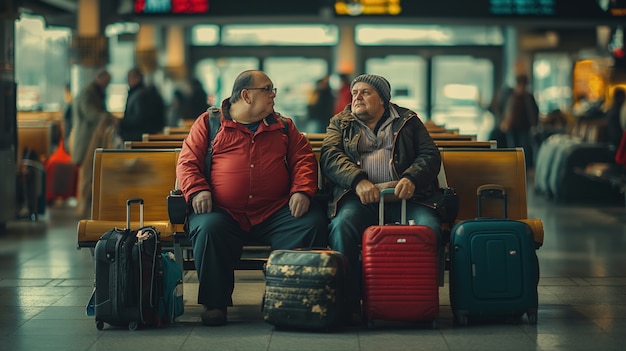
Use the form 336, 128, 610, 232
0, 185, 625, 351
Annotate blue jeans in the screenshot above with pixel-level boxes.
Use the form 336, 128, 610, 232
328, 193, 441, 313
188, 202, 328, 308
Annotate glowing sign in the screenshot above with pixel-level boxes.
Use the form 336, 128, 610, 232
335, 0, 402, 16
134, 0, 209, 14
489, 0, 555, 16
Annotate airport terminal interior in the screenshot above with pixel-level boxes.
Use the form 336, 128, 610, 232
1, 0, 626, 350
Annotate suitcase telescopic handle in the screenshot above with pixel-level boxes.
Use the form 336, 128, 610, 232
126, 198, 144, 229
379, 188, 407, 225
476, 184, 507, 218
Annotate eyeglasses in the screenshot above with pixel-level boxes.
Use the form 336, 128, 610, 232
245, 86, 277, 95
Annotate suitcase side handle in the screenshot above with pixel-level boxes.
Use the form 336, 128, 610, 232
126, 198, 144, 229
476, 184, 507, 218
379, 188, 407, 225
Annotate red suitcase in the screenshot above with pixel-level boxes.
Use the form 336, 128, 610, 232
362, 189, 439, 329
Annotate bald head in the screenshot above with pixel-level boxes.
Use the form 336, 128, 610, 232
229, 70, 259, 104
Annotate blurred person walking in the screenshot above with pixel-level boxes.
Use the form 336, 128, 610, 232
307, 75, 334, 133
500, 74, 539, 169
183, 78, 210, 120
119, 67, 165, 141
607, 87, 625, 149
333, 73, 352, 115
69, 70, 120, 218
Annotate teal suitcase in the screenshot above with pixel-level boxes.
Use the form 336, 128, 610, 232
449, 184, 539, 326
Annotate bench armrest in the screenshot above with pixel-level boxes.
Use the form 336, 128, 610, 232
167, 189, 187, 224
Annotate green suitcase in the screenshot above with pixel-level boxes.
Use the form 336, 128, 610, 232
449, 184, 539, 326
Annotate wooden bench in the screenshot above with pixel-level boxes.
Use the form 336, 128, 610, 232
76, 148, 183, 250
142, 133, 187, 142
431, 133, 476, 141
435, 140, 496, 149
442, 148, 527, 220
163, 126, 190, 135
441, 147, 543, 245
124, 141, 184, 149
302, 132, 326, 142
126, 138, 493, 151
17, 121, 54, 164
170, 146, 543, 273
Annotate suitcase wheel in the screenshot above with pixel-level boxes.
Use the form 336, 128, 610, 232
128, 321, 138, 331
431, 318, 439, 329
96, 321, 104, 330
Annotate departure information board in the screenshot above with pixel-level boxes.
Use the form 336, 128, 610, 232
131, 0, 626, 20
134, 0, 209, 14
489, 0, 555, 16
335, 0, 402, 16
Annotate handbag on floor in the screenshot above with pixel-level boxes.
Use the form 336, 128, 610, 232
417, 160, 459, 225
159, 252, 184, 324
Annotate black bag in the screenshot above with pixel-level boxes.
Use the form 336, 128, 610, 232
417, 187, 459, 225
92, 198, 163, 330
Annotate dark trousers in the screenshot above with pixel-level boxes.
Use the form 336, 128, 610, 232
506, 129, 533, 168
187, 202, 328, 308
328, 193, 441, 313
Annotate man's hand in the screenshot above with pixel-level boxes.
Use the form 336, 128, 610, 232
289, 192, 310, 218
192, 190, 212, 214
355, 179, 380, 204
375, 181, 398, 192
394, 178, 416, 200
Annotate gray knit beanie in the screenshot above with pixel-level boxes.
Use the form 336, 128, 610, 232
350, 74, 391, 106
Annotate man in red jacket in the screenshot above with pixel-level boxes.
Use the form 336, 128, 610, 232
176, 70, 328, 326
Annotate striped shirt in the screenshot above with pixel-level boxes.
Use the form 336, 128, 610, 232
355, 107, 400, 184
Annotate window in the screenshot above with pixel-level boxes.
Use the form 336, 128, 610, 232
15, 14, 71, 112
191, 25, 220, 45
356, 25, 504, 46
221, 25, 338, 46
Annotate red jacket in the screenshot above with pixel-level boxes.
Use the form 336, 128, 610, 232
176, 101, 318, 231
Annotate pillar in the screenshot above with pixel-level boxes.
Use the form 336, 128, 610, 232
135, 24, 159, 81
71, 0, 107, 94
164, 26, 187, 81
0, 1, 17, 228
334, 25, 356, 76
502, 26, 518, 88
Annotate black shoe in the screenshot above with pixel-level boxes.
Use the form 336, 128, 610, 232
201, 307, 227, 326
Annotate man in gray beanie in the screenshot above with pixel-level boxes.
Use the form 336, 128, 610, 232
320, 73, 442, 325
350, 74, 392, 107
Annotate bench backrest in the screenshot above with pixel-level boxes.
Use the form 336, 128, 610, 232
125, 141, 184, 149
163, 126, 191, 135
441, 148, 527, 221
91, 148, 181, 223
435, 140, 496, 148
303, 132, 326, 141
17, 122, 53, 164
142, 133, 187, 142
431, 133, 476, 141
